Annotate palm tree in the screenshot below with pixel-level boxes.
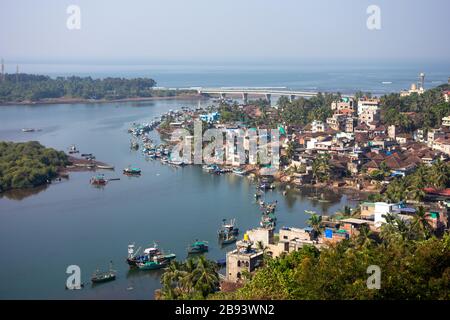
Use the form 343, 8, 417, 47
355, 223, 373, 248
430, 159, 448, 189
412, 206, 433, 239
407, 182, 425, 202
192, 255, 220, 297
380, 213, 413, 243
161, 260, 185, 299
307, 213, 322, 236
285, 141, 295, 160
312, 154, 331, 183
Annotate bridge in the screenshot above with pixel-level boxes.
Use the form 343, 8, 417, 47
197, 87, 318, 104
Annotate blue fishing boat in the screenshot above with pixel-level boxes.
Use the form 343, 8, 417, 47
187, 240, 209, 254
123, 167, 141, 175
127, 243, 176, 267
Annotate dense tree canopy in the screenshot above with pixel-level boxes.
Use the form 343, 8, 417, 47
0, 73, 157, 102
380, 84, 450, 132
212, 233, 450, 300
0, 141, 69, 192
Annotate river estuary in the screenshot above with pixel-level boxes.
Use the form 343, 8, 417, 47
0, 99, 359, 299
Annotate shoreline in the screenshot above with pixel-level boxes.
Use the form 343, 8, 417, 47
0, 94, 207, 106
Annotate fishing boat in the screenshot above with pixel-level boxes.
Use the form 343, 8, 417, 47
187, 240, 209, 254
260, 213, 277, 229
21, 128, 36, 132
91, 262, 116, 284
232, 168, 248, 176
304, 210, 317, 215
97, 165, 115, 170
136, 257, 170, 270
218, 218, 239, 240
220, 233, 237, 245
260, 201, 277, 214
90, 174, 107, 185
259, 183, 274, 190
123, 167, 141, 175
130, 141, 139, 150
127, 243, 176, 267
168, 160, 185, 166
68, 145, 79, 154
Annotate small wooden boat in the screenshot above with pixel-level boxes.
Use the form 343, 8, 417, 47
218, 219, 239, 238
91, 262, 116, 284
123, 167, 141, 175
90, 174, 107, 185
68, 145, 79, 154
232, 168, 248, 176
220, 234, 237, 245
187, 240, 209, 254
131, 141, 139, 150
97, 165, 115, 170
137, 259, 168, 270
136, 254, 175, 270
259, 183, 275, 191
304, 210, 317, 215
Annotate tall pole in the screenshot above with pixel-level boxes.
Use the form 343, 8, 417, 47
16, 64, 19, 82
1, 58, 4, 82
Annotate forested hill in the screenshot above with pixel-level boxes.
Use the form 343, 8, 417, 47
0, 73, 157, 103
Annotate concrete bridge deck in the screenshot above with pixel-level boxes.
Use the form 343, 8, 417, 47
197, 87, 318, 103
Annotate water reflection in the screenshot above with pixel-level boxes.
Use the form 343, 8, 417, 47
0, 185, 48, 201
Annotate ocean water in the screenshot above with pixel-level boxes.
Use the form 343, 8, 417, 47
14, 61, 450, 95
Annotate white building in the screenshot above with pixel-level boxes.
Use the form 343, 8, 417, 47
357, 98, 379, 115
442, 116, 450, 127
311, 120, 327, 133
374, 202, 401, 226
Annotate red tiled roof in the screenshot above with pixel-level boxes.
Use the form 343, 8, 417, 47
424, 187, 450, 197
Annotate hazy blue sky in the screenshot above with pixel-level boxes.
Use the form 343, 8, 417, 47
1, 0, 449, 64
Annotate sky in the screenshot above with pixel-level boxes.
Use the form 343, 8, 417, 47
0, 0, 449, 65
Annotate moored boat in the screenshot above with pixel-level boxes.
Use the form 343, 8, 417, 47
187, 240, 209, 254
68, 145, 79, 154
137, 259, 169, 270
123, 167, 141, 175
97, 165, 115, 170
91, 262, 116, 284
90, 174, 107, 185
127, 243, 176, 267
232, 168, 248, 176
220, 233, 237, 245
218, 218, 239, 238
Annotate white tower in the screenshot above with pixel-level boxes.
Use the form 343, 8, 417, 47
418, 72, 425, 90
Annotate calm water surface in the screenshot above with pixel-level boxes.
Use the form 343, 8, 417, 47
0, 99, 359, 299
